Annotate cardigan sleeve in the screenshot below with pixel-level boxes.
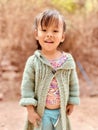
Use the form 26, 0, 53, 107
19, 56, 37, 107
68, 60, 80, 105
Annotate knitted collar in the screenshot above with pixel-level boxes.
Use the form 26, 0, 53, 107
34, 50, 75, 70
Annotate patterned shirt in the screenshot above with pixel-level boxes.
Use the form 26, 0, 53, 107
46, 53, 68, 108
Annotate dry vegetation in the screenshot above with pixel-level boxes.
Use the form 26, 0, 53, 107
0, 0, 98, 100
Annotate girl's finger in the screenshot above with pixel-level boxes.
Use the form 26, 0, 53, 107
34, 121, 38, 128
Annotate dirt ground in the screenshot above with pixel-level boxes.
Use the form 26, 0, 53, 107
0, 96, 98, 130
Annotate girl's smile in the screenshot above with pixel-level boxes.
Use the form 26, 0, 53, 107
44, 39, 54, 44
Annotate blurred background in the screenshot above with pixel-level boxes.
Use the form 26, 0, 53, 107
0, 0, 98, 130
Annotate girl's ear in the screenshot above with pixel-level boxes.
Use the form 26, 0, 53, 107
61, 32, 65, 42
34, 29, 38, 40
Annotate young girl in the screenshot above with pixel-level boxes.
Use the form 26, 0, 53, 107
19, 9, 80, 130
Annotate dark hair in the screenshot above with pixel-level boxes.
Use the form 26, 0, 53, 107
33, 9, 66, 49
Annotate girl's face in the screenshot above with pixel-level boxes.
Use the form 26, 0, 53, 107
35, 18, 65, 53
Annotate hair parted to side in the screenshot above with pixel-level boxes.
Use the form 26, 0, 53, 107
33, 9, 66, 49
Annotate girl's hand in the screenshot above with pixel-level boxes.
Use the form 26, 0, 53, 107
27, 105, 41, 127
66, 104, 74, 115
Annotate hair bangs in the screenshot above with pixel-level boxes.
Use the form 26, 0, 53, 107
40, 11, 60, 29
33, 9, 66, 33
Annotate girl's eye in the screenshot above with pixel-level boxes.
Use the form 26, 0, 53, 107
53, 30, 59, 32
42, 29, 46, 32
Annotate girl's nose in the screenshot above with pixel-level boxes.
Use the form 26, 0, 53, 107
46, 31, 53, 37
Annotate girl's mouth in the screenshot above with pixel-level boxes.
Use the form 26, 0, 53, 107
44, 41, 54, 44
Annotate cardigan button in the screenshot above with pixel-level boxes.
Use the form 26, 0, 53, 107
52, 70, 56, 74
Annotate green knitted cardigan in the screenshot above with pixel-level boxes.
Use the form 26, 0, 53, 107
19, 50, 80, 130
